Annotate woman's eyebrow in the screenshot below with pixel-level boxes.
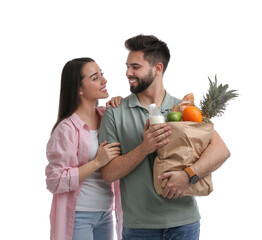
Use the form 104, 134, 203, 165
89, 69, 102, 78
89, 72, 98, 78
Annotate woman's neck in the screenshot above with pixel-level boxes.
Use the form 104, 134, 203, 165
75, 101, 100, 130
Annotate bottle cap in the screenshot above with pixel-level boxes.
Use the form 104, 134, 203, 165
148, 103, 156, 111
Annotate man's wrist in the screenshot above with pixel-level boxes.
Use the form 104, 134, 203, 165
138, 142, 151, 158
184, 167, 199, 184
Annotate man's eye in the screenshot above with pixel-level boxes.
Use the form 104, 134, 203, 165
93, 77, 98, 81
133, 66, 140, 70
101, 72, 104, 76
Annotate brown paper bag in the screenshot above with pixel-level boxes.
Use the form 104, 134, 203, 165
153, 121, 214, 196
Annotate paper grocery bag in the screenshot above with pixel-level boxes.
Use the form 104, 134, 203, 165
153, 121, 214, 196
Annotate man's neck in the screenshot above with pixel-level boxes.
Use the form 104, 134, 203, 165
137, 84, 166, 109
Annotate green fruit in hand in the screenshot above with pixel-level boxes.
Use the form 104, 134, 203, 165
167, 112, 182, 122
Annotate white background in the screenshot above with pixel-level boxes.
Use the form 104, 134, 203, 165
1, 0, 261, 239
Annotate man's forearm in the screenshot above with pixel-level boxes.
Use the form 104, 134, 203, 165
191, 130, 230, 178
100, 120, 172, 182
101, 143, 148, 182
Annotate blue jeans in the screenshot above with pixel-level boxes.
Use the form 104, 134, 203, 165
122, 221, 200, 240
72, 211, 114, 240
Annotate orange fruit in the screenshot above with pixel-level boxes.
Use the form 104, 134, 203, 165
182, 106, 203, 123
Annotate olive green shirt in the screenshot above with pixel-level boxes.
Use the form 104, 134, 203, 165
99, 92, 200, 228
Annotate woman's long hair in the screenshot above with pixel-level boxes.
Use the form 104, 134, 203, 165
51, 57, 95, 133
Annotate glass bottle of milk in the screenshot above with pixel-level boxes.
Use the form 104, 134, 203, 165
148, 103, 165, 125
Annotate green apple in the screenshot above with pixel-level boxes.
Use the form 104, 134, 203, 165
167, 111, 182, 122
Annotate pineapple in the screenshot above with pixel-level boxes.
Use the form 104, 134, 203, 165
200, 75, 239, 123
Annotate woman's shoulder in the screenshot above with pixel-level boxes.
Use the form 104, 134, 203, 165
51, 116, 77, 140
96, 106, 106, 116
97, 106, 106, 111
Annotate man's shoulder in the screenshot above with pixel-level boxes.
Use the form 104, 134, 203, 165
104, 95, 131, 114
170, 95, 181, 105
166, 92, 181, 102
120, 95, 131, 105
162, 92, 181, 110
99, 96, 133, 143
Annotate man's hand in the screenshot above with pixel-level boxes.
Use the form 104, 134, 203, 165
101, 119, 172, 182
158, 171, 190, 199
141, 119, 172, 155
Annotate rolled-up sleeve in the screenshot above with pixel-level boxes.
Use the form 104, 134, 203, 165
45, 123, 79, 194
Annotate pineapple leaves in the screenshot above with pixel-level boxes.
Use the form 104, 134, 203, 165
200, 75, 239, 119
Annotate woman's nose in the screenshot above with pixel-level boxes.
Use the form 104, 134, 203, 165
102, 77, 107, 84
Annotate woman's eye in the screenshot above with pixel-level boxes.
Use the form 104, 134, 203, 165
93, 72, 104, 81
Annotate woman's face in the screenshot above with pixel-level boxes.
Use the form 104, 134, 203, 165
79, 62, 109, 101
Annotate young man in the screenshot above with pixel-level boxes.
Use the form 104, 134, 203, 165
99, 34, 230, 240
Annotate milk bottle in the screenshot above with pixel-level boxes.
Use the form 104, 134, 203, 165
148, 103, 165, 125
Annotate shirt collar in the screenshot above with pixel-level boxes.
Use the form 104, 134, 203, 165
128, 91, 175, 113
128, 94, 141, 108
70, 113, 86, 129
159, 92, 176, 114
69, 107, 105, 130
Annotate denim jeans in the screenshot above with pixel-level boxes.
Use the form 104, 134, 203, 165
122, 221, 200, 240
72, 211, 114, 240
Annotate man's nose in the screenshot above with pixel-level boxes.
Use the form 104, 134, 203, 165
126, 67, 133, 77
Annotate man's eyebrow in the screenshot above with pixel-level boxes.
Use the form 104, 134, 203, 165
126, 63, 143, 66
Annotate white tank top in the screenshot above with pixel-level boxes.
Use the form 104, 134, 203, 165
76, 129, 113, 211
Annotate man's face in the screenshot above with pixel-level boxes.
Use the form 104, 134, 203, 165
126, 51, 155, 94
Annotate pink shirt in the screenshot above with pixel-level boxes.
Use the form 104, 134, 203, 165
45, 107, 123, 240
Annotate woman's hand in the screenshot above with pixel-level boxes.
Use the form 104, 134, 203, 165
95, 140, 121, 168
79, 141, 120, 182
106, 96, 123, 108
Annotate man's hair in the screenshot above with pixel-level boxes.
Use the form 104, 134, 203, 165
125, 34, 170, 73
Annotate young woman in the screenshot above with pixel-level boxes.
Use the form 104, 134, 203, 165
45, 58, 122, 240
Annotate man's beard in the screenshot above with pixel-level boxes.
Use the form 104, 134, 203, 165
130, 69, 154, 94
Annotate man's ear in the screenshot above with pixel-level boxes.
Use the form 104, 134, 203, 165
79, 88, 84, 96
154, 62, 164, 76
